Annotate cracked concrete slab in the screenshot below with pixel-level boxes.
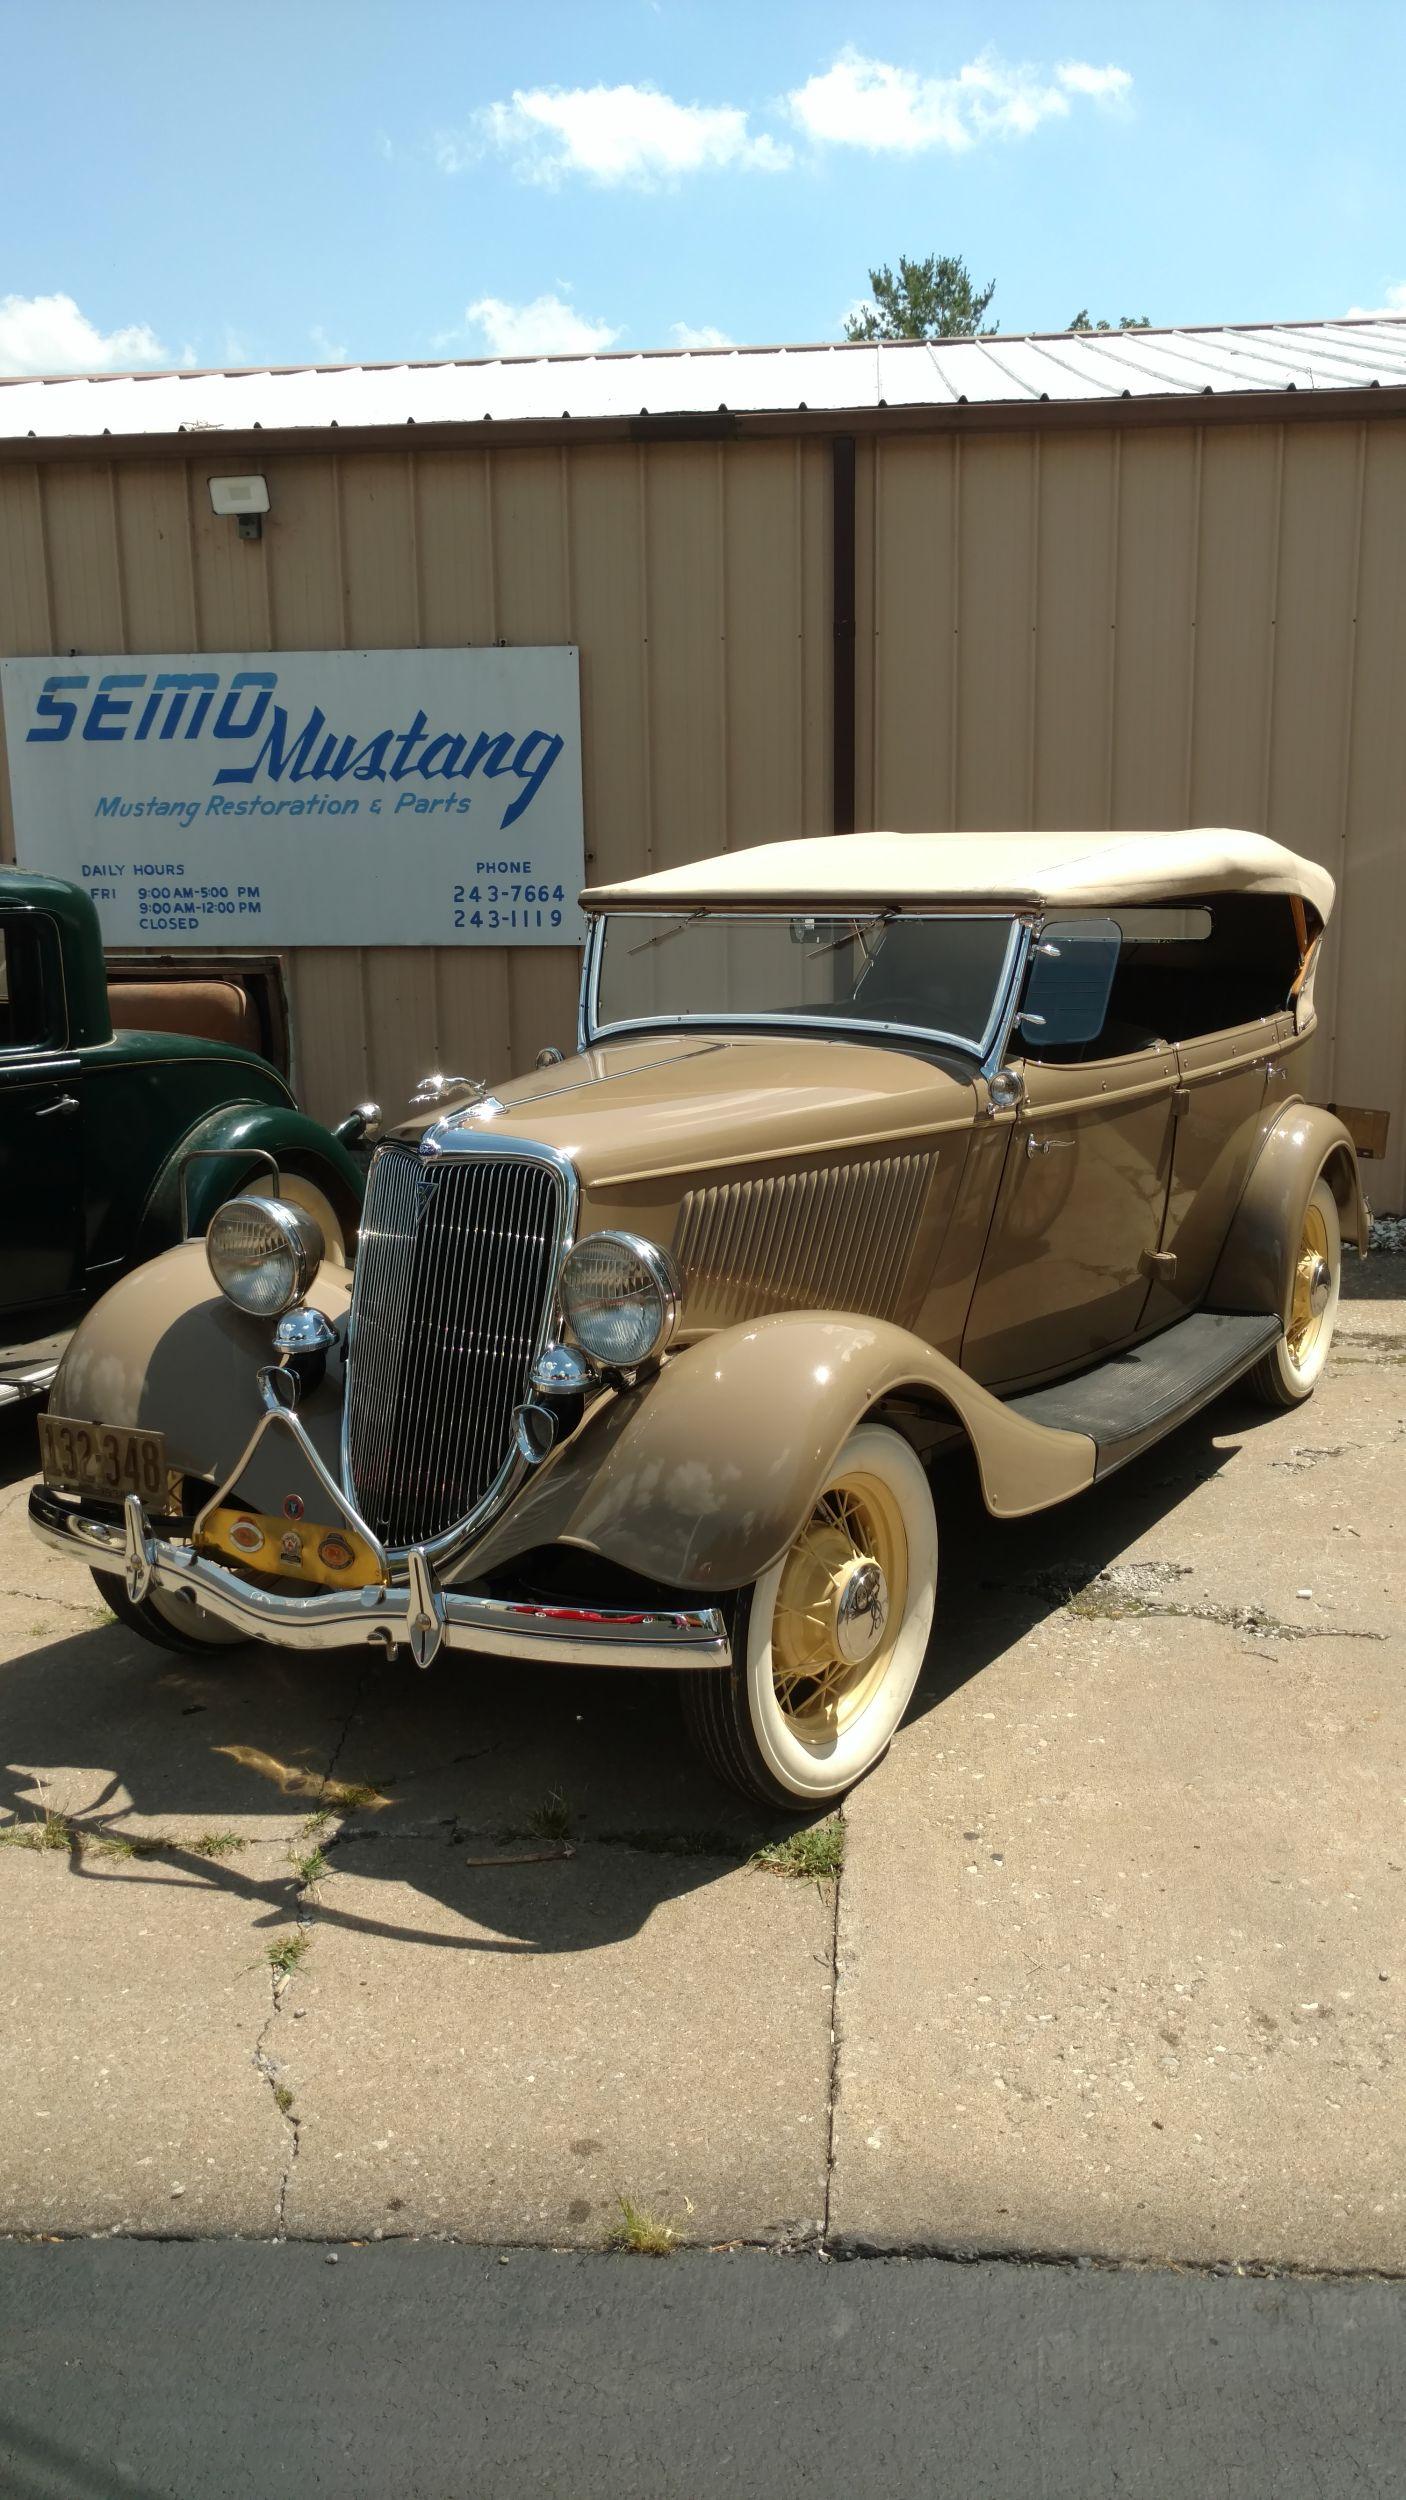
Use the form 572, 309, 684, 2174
0, 1841, 291, 2235
279, 1835, 833, 2246
1, 1287, 1402, 2261
830, 1331, 1406, 2270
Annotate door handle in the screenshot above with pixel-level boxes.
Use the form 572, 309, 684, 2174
35, 1094, 79, 1120
1025, 1132, 1075, 1157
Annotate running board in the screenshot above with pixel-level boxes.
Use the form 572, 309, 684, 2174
1004, 1311, 1282, 1479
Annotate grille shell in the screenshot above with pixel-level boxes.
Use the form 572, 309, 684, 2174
344, 1140, 569, 1550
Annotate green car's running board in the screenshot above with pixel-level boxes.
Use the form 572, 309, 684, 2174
1004, 1309, 1282, 1479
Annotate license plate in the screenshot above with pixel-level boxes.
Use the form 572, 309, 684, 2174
39, 1413, 177, 1507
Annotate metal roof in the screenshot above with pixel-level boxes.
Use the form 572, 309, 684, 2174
3, 317, 1406, 449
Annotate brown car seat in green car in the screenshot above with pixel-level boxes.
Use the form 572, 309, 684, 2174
27, 829, 1368, 1810
0, 865, 365, 1408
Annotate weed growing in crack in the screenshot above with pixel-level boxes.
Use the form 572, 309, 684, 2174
266, 1932, 311, 1980
527, 1789, 573, 1844
272, 2083, 296, 2116
610, 2195, 675, 2256
300, 1807, 334, 1840
1, 1812, 76, 1853
752, 1820, 845, 1881
291, 1847, 329, 1889
95, 1835, 136, 1859
192, 1831, 246, 1859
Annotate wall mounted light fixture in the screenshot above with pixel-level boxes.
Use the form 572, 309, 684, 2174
208, 474, 270, 541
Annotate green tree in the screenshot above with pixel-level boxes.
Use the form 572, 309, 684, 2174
844, 254, 997, 341
1068, 311, 1151, 332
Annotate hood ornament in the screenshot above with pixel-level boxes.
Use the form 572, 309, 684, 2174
410, 1071, 486, 1114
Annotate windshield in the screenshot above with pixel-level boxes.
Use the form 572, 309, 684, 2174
591, 910, 1018, 1055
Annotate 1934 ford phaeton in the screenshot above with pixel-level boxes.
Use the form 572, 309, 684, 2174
31, 829, 1366, 1808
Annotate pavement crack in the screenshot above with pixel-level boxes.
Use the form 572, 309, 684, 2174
1028, 1562, 1386, 1644
820, 1799, 845, 2253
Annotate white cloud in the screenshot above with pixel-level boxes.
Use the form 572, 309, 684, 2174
0, 289, 170, 376
1346, 281, 1406, 316
670, 321, 734, 349
310, 323, 350, 364
446, 81, 792, 187
464, 292, 622, 357
1056, 61, 1133, 101
786, 46, 1132, 153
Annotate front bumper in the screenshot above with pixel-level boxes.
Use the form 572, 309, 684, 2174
29, 1483, 731, 1672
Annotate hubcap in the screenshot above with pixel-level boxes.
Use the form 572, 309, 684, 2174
771, 1475, 907, 1743
1287, 1203, 1334, 1368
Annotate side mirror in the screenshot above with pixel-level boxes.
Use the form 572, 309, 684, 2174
1016, 919, 1121, 1048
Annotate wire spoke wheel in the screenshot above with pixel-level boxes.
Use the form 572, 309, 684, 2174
771, 1471, 907, 1749
680, 1422, 938, 1809
1247, 1172, 1342, 1410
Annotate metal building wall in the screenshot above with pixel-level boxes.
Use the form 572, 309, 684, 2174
855, 418, 1406, 1206
2, 414, 1403, 1204
0, 438, 834, 1125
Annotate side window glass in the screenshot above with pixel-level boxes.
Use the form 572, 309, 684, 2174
1017, 918, 1120, 1049
0, 916, 60, 1053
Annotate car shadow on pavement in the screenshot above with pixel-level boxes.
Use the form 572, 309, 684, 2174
5, 1399, 1243, 1959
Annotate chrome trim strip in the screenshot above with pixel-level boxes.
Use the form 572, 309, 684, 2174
29, 1484, 731, 1671
981, 916, 1038, 1083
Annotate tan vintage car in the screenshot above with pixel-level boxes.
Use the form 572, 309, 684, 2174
31, 828, 1367, 1808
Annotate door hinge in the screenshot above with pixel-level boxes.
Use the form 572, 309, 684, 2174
1142, 1249, 1178, 1283
1170, 1085, 1191, 1118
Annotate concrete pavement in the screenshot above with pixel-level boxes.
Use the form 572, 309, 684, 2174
2, 1273, 1402, 2265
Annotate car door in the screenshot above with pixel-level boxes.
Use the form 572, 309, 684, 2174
0, 910, 86, 1330
961, 1041, 1181, 1387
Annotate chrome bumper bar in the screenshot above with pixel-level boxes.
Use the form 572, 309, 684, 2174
29, 1483, 731, 1672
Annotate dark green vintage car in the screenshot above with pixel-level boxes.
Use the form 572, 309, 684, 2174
1, 865, 368, 1407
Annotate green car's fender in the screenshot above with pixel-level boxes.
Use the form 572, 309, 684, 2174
138, 1102, 365, 1264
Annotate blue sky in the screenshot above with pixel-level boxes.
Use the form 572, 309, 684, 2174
1, 0, 1403, 373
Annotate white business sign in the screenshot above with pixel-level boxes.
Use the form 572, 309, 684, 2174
0, 646, 584, 947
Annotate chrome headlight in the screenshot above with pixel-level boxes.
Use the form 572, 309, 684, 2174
206, 1195, 324, 1318
559, 1232, 681, 1369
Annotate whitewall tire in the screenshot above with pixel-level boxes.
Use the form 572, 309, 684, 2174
681, 1422, 938, 1810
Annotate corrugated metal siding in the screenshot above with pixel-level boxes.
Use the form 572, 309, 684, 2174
2, 414, 1404, 1207
0, 437, 833, 1129
855, 418, 1406, 1205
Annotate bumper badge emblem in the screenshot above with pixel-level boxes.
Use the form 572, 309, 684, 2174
282, 1494, 305, 1520
318, 1533, 355, 1571
229, 1518, 266, 1556
279, 1530, 304, 1564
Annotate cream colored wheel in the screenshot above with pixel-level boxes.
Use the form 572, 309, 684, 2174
681, 1424, 938, 1808
1247, 1175, 1341, 1409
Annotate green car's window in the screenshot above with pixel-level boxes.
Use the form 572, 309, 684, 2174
593, 911, 1018, 1057
0, 915, 61, 1052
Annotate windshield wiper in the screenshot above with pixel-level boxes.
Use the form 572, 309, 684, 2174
627, 910, 707, 956
809, 909, 898, 984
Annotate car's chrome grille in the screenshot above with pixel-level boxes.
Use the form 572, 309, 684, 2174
345, 1141, 564, 1549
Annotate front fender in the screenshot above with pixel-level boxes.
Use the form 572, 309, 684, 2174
50, 1239, 351, 1510
465, 1312, 1097, 1595
1209, 1101, 1369, 1319
139, 1103, 365, 1258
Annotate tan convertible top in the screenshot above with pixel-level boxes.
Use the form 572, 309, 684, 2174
582, 829, 1335, 924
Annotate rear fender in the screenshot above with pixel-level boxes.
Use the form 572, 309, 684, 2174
139, 1103, 364, 1262
1209, 1102, 1369, 1321
462, 1312, 1097, 1596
